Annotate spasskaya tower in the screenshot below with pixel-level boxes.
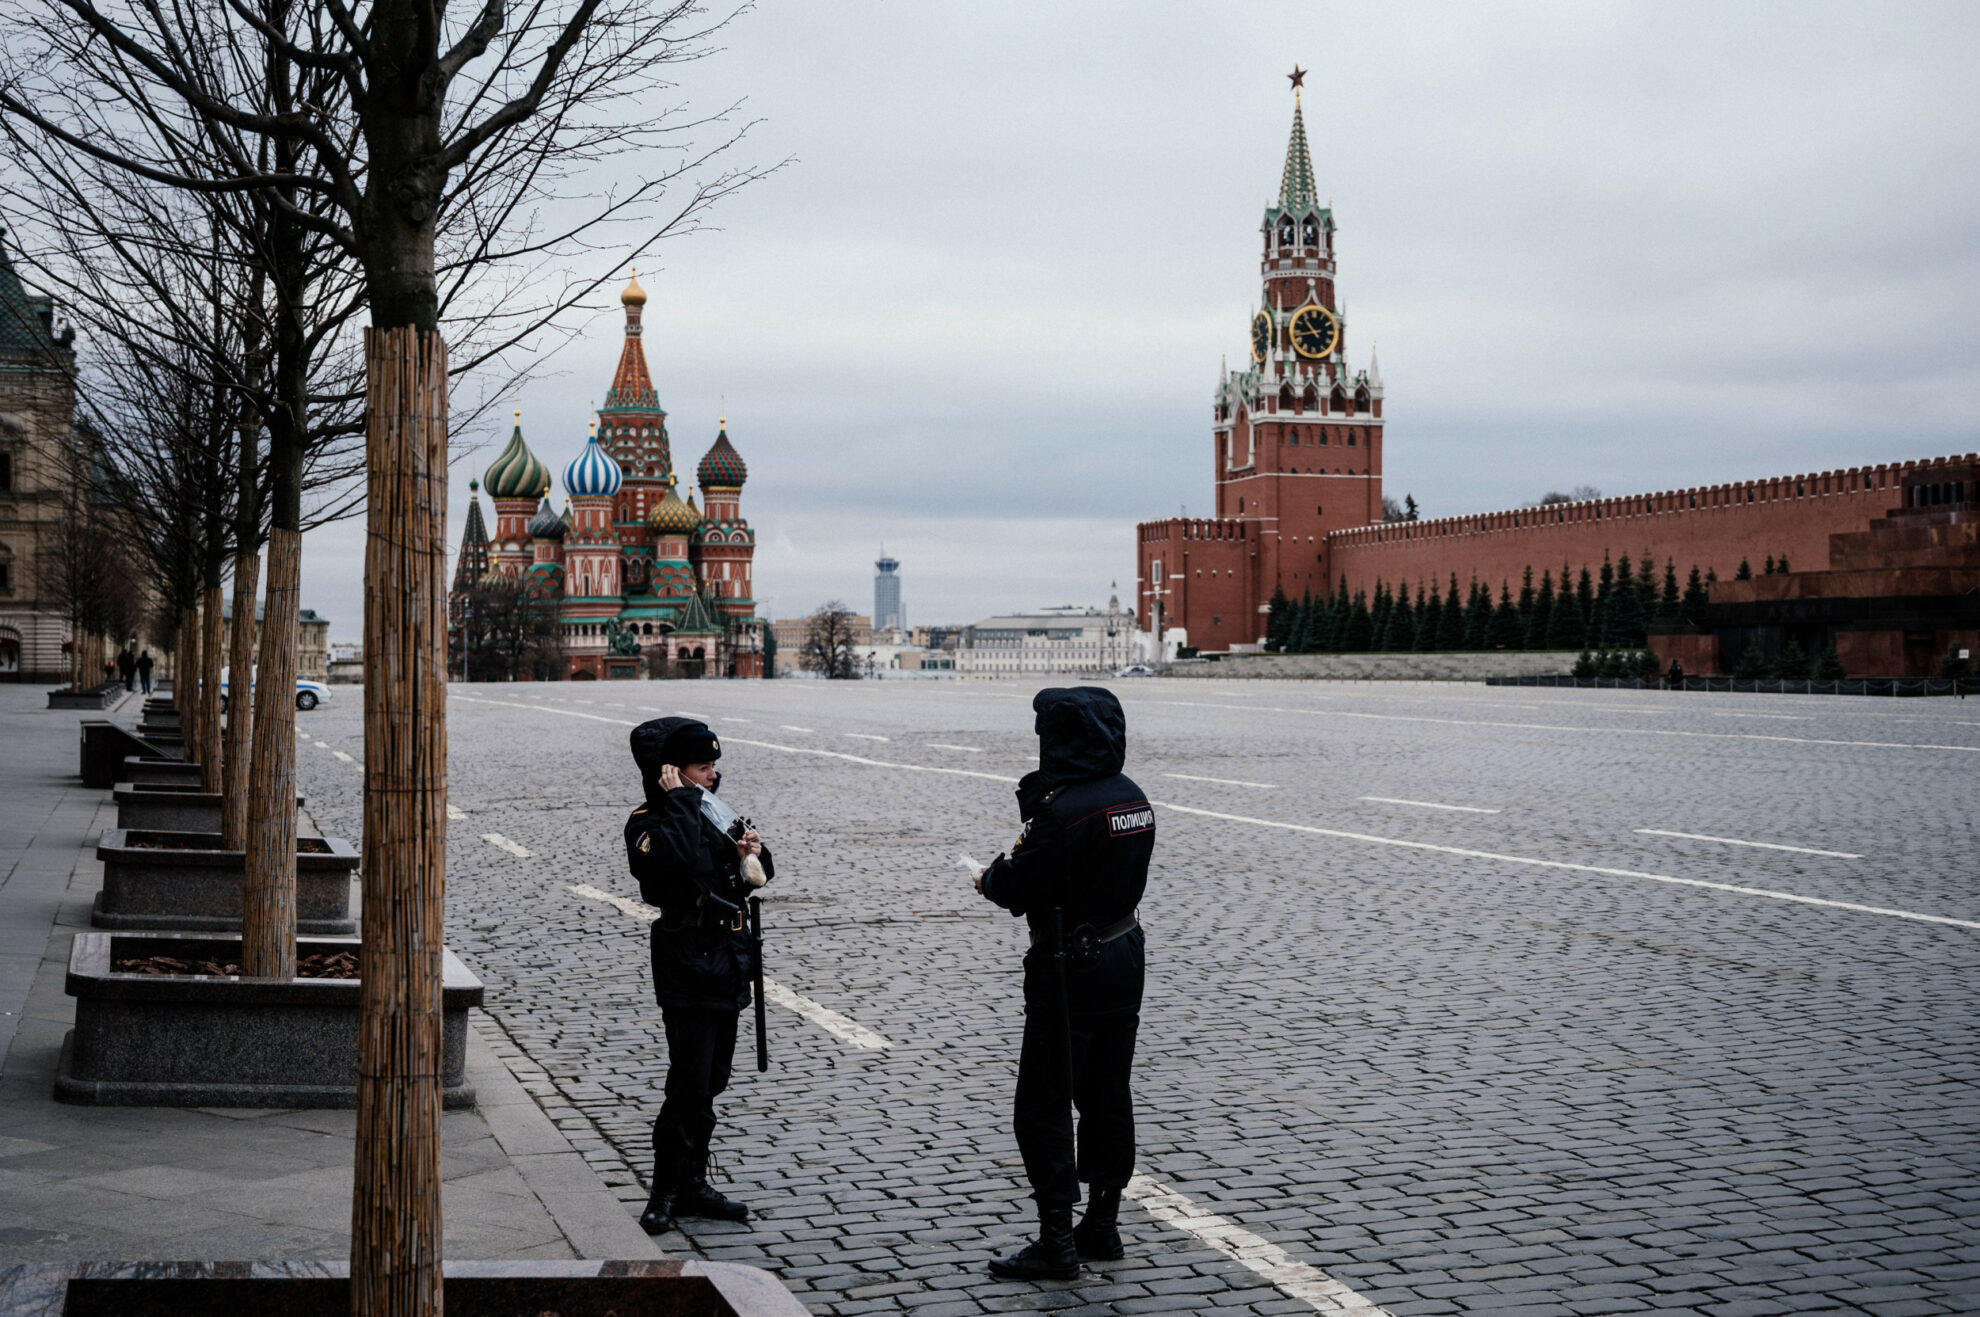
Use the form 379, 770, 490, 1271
1135, 70, 1385, 654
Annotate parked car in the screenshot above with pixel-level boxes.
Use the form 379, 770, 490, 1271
1115, 664, 1155, 677
220, 669, 334, 711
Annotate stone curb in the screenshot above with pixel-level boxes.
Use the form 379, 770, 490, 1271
466, 1016, 663, 1261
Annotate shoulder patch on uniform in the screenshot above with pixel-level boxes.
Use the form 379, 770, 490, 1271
638, 833, 652, 853
1107, 804, 1155, 836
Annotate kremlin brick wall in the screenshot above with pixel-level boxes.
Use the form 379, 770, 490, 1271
1326, 454, 1975, 602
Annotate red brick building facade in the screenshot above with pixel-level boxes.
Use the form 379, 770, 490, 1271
1135, 86, 1977, 674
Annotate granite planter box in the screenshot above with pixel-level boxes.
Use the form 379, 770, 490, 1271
79, 723, 182, 787
54, 931, 482, 1109
92, 828, 357, 935
3, 1260, 808, 1316
121, 754, 202, 786
112, 783, 307, 835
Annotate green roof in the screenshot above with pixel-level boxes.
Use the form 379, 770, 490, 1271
1280, 97, 1318, 212
0, 229, 63, 355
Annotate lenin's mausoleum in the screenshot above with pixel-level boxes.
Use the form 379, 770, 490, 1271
1136, 83, 1977, 677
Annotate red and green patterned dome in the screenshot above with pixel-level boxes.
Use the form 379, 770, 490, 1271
697, 422, 747, 490
483, 413, 551, 499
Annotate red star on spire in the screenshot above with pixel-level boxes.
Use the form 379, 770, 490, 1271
1288, 66, 1307, 92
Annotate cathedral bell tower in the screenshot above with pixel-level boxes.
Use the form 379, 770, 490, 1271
1214, 68, 1385, 599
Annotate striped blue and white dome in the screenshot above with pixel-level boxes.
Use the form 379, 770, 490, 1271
563, 426, 622, 498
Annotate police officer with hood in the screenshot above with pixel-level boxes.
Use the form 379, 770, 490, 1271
975, 686, 1153, 1278
626, 716, 772, 1233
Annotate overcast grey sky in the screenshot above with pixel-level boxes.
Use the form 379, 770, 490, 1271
299, 0, 1980, 640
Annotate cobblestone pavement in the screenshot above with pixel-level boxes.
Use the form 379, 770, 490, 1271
290, 679, 1980, 1316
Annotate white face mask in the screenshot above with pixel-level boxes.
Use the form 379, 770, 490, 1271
698, 785, 740, 835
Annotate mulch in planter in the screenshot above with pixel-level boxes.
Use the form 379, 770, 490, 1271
124, 835, 334, 854
112, 950, 361, 980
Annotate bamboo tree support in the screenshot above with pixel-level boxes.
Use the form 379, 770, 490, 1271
179, 603, 202, 755
240, 531, 297, 980
351, 328, 449, 1317
221, 551, 261, 849
198, 584, 225, 793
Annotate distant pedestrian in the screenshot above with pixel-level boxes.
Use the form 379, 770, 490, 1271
974, 686, 1153, 1279
117, 646, 136, 691
136, 650, 154, 695
1665, 658, 1684, 690
624, 717, 772, 1235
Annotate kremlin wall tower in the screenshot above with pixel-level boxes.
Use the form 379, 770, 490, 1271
449, 275, 765, 679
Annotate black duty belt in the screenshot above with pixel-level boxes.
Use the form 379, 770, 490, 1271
1031, 911, 1139, 951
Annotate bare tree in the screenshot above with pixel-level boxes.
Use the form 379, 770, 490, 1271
803, 601, 859, 680
1534, 485, 1602, 506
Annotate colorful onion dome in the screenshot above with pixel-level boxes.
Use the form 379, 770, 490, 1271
525, 497, 565, 541
483, 412, 551, 499
646, 473, 703, 536
621, 270, 646, 307
697, 419, 748, 489
563, 421, 623, 498
478, 562, 508, 588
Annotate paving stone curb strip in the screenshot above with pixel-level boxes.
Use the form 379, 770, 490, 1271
0, 685, 661, 1272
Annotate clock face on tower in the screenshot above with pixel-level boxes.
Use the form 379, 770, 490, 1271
1290, 305, 1339, 360
1249, 310, 1271, 363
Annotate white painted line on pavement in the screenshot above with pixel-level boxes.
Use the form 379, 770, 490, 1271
779, 724, 813, 733
1360, 796, 1501, 815
459, 695, 1970, 932
482, 833, 533, 858
845, 733, 891, 742
1164, 772, 1278, 789
677, 710, 713, 718
331, 750, 355, 763
1707, 711, 1809, 721
1126, 1175, 1392, 1316
928, 742, 984, 753
567, 884, 897, 1050
1148, 800, 1980, 932
722, 717, 753, 724
446, 805, 467, 820
1134, 698, 1980, 755
1635, 829, 1862, 859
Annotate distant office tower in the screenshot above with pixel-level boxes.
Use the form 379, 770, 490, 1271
874, 553, 903, 633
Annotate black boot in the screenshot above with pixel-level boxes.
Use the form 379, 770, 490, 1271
988, 1202, 1079, 1280
1072, 1185, 1124, 1261
675, 1174, 750, 1222
638, 1156, 678, 1234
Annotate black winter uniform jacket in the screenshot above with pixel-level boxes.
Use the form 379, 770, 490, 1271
624, 789, 774, 1012
981, 687, 1152, 1015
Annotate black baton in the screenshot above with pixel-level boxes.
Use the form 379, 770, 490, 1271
750, 895, 768, 1072
1049, 906, 1074, 1088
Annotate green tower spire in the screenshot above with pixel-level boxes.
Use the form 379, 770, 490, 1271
1279, 89, 1318, 212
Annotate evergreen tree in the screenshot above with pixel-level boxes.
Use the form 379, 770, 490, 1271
1490, 582, 1523, 649
1323, 576, 1351, 652
1344, 590, 1373, 651
1387, 581, 1417, 652
1763, 554, 1776, 576
1265, 585, 1292, 651
1370, 582, 1392, 652
1516, 566, 1536, 638
1572, 651, 1596, 678
1546, 565, 1584, 649
1438, 574, 1466, 649
1403, 493, 1419, 521
1636, 649, 1661, 679
1774, 635, 1809, 680
1610, 553, 1647, 647
1682, 565, 1708, 625
1288, 589, 1315, 653
1417, 583, 1443, 651
1573, 566, 1596, 647
1527, 569, 1555, 649
1593, 553, 1615, 647
1732, 644, 1767, 679
1735, 558, 1753, 580
1777, 553, 1789, 573
1660, 558, 1680, 620
1817, 642, 1846, 680
1460, 581, 1491, 650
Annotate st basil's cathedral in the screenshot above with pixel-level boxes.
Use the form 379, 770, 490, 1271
450, 274, 765, 679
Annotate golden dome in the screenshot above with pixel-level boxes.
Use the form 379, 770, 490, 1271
621, 269, 647, 308
645, 474, 702, 536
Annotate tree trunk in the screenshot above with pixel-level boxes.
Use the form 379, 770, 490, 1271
198, 584, 225, 793
179, 603, 202, 754
351, 327, 448, 1317
241, 529, 300, 979
223, 557, 261, 848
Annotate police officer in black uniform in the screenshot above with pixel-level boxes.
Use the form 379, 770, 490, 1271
625, 716, 772, 1234
975, 686, 1153, 1279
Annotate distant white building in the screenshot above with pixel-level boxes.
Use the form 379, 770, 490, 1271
956, 591, 1134, 677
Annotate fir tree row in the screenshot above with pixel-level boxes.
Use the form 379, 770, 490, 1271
1265, 552, 1715, 654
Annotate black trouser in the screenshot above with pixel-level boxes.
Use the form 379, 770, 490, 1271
1014, 927, 1144, 1207
652, 1005, 738, 1189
